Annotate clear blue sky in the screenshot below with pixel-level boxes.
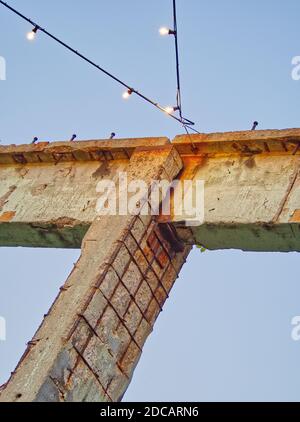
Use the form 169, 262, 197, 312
1, 0, 300, 401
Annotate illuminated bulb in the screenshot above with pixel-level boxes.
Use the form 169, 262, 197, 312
27, 31, 36, 41
27, 26, 39, 41
159, 27, 175, 36
164, 106, 174, 114
159, 27, 170, 36
122, 91, 130, 99
122, 89, 133, 99
164, 106, 179, 114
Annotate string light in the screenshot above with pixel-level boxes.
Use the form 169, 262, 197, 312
159, 27, 175, 36
26, 25, 39, 41
159, 0, 201, 135
164, 106, 179, 114
0, 0, 200, 133
122, 89, 133, 99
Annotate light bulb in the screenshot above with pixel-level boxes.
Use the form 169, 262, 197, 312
164, 106, 174, 114
27, 26, 39, 41
159, 27, 170, 36
122, 89, 133, 99
164, 106, 179, 114
27, 31, 36, 41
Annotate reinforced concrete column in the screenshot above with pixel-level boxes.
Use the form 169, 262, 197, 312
0, 145, 191, 402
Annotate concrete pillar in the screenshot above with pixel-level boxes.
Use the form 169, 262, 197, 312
0, 145, 191, 402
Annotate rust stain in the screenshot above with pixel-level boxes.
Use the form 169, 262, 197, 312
16, 168, 29, 178
13, 154, 27, 164
30, 184, 48, 196
49, 217, 82, 229
0, 185, 17, 212
289, 209, 300, 222
180, 156, 208, 181
0, 211, 16, 222
244, 156, 256, 168
92, 162, 110, 179
147, 231, 160, 253
232, 143, 240, 151
182, 155, 207, 166
156, 250, 169, 268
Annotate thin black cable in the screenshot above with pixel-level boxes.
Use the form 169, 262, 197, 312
184, 124, 201, 135
172, 0, 200, 135
173, 0, 182, 120
0, 0, 196, 128
183, 125, 198, 151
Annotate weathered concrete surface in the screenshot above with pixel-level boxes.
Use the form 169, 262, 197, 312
0, 138, 168, 247
1, 130, 300, 251
0, 137, 170, 165
170, 129, 300, 251
1, 129, 300, 402
0, 144, 191, 402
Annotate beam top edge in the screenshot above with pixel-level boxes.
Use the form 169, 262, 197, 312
173, 128, 300, 144
1, 129, 300, 165
173, 128, 300, 155
0, 137, 170, 165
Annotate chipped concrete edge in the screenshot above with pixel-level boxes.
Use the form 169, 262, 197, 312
173, 128, 300, 144
0, 137, 171, 165
1, 129, 300, 165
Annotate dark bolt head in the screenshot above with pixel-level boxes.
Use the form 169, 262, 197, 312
251, 121, 259, 130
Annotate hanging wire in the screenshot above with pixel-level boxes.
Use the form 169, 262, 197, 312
171, 0, 200, 136
0, 0, 199, 130
173, 0, 182, 120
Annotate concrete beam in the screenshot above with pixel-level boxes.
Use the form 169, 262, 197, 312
1, 129, 300, 251
170, 128, 300, 251
0, 137, 169, 248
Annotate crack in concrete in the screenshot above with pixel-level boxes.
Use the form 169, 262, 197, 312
272, 163, 300, 223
